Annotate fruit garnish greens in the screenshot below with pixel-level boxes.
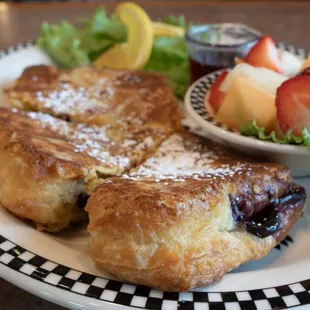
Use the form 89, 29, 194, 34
240, 120, 310, 149
210, 35, 310, 149
37, 2, 188, 98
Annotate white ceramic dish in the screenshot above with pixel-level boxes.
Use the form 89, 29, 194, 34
1, 42, 310, 310
185, 49, 310, 177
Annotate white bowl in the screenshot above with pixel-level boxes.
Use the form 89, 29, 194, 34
184, 70, 310, 177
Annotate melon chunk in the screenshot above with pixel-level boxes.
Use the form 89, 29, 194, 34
300, 55, 310, 72
216, 76, 276, 132
219, 63, 287, 95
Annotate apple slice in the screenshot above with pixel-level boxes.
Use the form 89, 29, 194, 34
216, 75, 277, 132
278, 50, 302, 77
219, 63, 287, 95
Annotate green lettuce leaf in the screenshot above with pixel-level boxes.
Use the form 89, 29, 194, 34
37, 10, 189, 98
240, 120, 310, 149
161, 15, 186, 28
37, 8, 125, 68
80, 9, 127, 61
37, 21, 90, 68
144, 36, 189, 98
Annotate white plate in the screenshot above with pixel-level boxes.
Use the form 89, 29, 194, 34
184, 46, 310, 177
1, 42, 310, 310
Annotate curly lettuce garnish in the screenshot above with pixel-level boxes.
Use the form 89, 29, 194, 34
240, 120, 310, 149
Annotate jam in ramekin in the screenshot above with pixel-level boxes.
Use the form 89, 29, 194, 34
185, 23, 262, 83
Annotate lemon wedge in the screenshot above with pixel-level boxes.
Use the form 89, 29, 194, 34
152, 21, 185, 37
94, 2, 153, 70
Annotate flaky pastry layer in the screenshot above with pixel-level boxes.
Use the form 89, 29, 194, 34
86, 133, 306, 291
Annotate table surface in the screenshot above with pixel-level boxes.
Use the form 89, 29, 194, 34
0, 1, 310, 309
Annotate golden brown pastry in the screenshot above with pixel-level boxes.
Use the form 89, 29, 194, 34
0, 65, 183, 232
0, 107, 168, 231
4, 65, 182, 132
86, 132, 306, 292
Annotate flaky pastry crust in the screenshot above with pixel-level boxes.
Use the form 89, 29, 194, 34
0, 107, 171, 231
86, 133, 306, 291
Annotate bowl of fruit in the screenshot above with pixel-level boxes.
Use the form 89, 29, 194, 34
185, 35, 310, 177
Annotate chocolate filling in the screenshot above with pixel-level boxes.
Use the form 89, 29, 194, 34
76, 192, 90, 209
230, 185, 306, 238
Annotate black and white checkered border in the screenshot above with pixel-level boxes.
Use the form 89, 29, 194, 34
0, 41, 310, 310
0, 40, 35, 60
1, 234, 310, 310
189, 43, 310, 134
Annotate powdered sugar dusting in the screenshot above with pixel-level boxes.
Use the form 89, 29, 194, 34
123, 134, 246, 182
27, 111, 70, 136
35, 83, 108, 116
23, 110, 157, 171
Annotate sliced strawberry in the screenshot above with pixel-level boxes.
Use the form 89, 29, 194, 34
243, 36, 283, 73
276, 75, 310, 135
208, 71, 228, 113
297, 67, 310, 76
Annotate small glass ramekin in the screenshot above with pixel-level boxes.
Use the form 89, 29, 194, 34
185, 23, 262, 83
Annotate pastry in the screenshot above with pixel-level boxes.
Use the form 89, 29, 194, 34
0, 66, 183, 231
86, 132, 306, 291
4, 65, 182, 132
0, 107, 168, 231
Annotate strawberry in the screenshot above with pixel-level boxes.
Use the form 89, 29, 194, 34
208, 71, 228, 113
297, 67, 310, 76
276, 75, 310, 135
243, 36, 283, 73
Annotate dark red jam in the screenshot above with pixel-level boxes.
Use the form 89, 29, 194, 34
230, 185, 306, 238
189, 58, 226, 84
185, 23, 261, 83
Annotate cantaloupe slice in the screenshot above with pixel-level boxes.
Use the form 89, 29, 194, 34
216, 76, 277, 132
215, 78, 242, 130
300, 55, 310, 72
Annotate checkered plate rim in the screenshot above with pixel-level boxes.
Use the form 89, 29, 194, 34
0, 41, 310, 310
0, 234, 309, 310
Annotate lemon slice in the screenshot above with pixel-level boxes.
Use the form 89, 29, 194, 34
94, 2, 153, 70
152, 21, 185, 37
